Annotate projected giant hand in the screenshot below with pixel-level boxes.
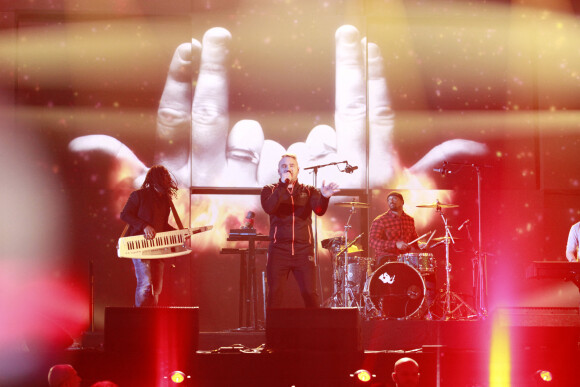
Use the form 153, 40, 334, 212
69, 26, 488, 235
301, 25, 488, 189
70, 28, 281, 191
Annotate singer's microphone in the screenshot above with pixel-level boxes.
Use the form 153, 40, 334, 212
433, 167, 451, 175
434, 161, 450, 175
458, 219, 470, 231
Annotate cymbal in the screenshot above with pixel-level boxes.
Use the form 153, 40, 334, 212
416, 202, 459, 209
432, 236, 461, 241
335, 201, 370, 208
348, 246, 364, 253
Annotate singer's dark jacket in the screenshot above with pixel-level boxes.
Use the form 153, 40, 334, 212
120, 187, 174, 237
261, 180, 330, 256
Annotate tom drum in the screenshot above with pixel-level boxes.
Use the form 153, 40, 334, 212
398, 252, 436, 274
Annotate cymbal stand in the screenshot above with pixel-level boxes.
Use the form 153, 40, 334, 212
323, 242, 343, 307
342, 203, 355, 307
463, 219, 485, 319
328, 249, 342, 307
337, 231, 365, 308
434, 202, 476, 320
305, 160, 350, 306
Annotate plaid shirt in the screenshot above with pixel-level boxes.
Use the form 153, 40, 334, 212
369, 210, 419, 258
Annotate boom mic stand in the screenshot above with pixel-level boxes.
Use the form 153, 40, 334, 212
474, 164, 488, 317
304, 160, 350, 305
444, 161, 490, 318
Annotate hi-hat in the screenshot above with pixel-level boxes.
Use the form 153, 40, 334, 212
416, 202, 458, 209
335, 201, 370, 208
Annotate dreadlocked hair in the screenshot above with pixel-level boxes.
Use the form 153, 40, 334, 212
141, 165, 178, 199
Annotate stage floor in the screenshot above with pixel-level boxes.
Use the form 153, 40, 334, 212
2, 310, 579, 387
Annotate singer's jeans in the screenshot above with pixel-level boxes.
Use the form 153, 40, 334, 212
266, 251, 320, 308
133, 258, 164, 307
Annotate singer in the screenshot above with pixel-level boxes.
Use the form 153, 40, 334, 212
261, 154, 340, 308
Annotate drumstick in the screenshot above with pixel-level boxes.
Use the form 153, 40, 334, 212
336, 232, 364, 257
408, 231, 431, 245
425, 230, 436, 246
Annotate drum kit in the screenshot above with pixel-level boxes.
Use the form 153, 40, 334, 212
322, 199, 478, 321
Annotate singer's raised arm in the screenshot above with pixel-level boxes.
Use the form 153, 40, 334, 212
260, 183, 289, 215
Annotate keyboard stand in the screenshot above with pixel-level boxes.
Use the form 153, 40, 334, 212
221, 234, 269, 330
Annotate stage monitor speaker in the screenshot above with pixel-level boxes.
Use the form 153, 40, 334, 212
266, 307, 361, 352
104, 306, 199, 354
494, 307, 580, 351
494, 307, 580, 327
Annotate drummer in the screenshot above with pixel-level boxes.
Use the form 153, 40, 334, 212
369, 191, 426, 268
369, 191, 437, 316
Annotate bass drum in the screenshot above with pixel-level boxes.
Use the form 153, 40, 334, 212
363, 262, 426, 319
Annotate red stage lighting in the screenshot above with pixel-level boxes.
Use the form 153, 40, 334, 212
350, 369, 374, 383
168, 371, 186, 384
536, 370, 553, 383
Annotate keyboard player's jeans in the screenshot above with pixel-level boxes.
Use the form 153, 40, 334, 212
133, 258, 164, 307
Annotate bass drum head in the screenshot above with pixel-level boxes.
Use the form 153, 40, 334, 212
365, 262, 425, 319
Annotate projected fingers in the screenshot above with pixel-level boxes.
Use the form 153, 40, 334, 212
225, 120, 265, 186
367, 41, 399, 187
191, 27, 232, 185
257, 139, 286, 186
333, 25, 488, 189
157, 41, 201, 169
303, 125, 343, 185
409, 139, 490, 174
332, 25, 402, 188
334, 25, 367, 186
68, 134, 148, 187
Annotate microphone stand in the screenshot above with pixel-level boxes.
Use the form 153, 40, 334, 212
444, 161, 489, 318
463, 220, 479, 309
304, 160, 349, 306
303, 160, 348, 172
474, 164, 488, 317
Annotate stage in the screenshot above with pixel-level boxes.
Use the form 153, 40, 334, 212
2, 307, 579, 387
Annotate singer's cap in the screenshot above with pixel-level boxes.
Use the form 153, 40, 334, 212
387, 191, 404, 203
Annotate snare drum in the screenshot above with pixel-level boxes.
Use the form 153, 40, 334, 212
398, 252, 436, 273
363, 262, 426, 319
